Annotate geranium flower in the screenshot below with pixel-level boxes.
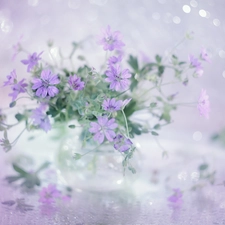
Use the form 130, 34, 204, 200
105, 65, 131, 91
89, 116, 117, 144
21, 51, 43, 72
32, 69, 60, 98
201, 48, 211, 63
9, 79, 28, 101
102, 98, 123, 112
39, 184, 61, 205
3, 70, 17, 86
68, 74, 85, 91
168, 188, 183, 209
98, 25, 125, 51
197, 89, 210, 119
189, 54, 204, 77
31, 104, 51, 132
113, 134, 132, 152
108, 55, 122, 67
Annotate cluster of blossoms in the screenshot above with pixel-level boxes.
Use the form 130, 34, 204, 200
0, 25, 211, 172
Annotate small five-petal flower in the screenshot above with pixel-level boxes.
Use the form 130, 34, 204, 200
89, 116, 117, 144
32, 69, 60, 98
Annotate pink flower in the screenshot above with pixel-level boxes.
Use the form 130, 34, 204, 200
201, 48, 211, 63
197, 89, 210, 119
39, 184, 61, 205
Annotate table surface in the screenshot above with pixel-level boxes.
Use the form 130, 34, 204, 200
1, 136, 225, 225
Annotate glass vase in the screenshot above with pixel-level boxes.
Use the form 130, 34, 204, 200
56, 130, 139, 192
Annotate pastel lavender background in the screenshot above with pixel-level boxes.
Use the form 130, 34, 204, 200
0, 0, 225, 224
0, 0, 224, 139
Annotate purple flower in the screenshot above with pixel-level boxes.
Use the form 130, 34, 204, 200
168, 189, 183, 203
3, 70, 17, 86
102, 98, 123, 112
108, 55, 122, 66
189, 54, 204, 77
201, 48, 211, 63
21, 51, 43, 72
105, 65, 131, 91
197, 89, 210, 119
168, 189, 183, 209
31, 105, 51, 132
39, 184, 61, 205
9, 79, 28, 101
89, 116, 117, 144
68, 74, 85, 91
98, 25, 125, 51
189, 54, 201, 68
32, 69, 60, 98
113, 134, 132, 152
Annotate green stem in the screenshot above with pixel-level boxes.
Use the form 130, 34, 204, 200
11, 127, 27, 146
121, 109, 130, 138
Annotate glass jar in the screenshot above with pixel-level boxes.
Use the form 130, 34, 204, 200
56, 131, 140, 192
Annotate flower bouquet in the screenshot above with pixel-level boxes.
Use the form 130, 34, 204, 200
0, 25, 210, 178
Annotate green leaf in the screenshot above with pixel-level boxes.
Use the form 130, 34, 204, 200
15, 113, 25, 122
172, 54, 178, 59
78, 55, 85, 61
151, 131, 159, 136
128, 166, 136, 174
68, 124, 76, 129
74, 153, 82, 160
153, 124, 161, 130
122, 159, 127, 167
123, 100, 136, 117
22, 174, 40, 188
128, 55, 139, 72
140, 63, 155, 75
155, 55, 162, 63
27, 136, 35, 141
199, 163, 208, 171
5, 175, 23, 183
35, 161, 51, 174
129, 121, 142, 136
0, 125, 5, 131
150, 102, 157, 108
9, 101, 16, 108
156, 96, 163, 101
72, 42, 78, 48
47, 106, 59, 117
160, 112, 171, 122
157, 65, 165, 77
211, 134, 219, 141
56, 97, 67, 110
12, 164, 28, 176
2, 200, 16, 206
3, 130, 8, 139
130, 78, 138, 91
59, 112, 66, 121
